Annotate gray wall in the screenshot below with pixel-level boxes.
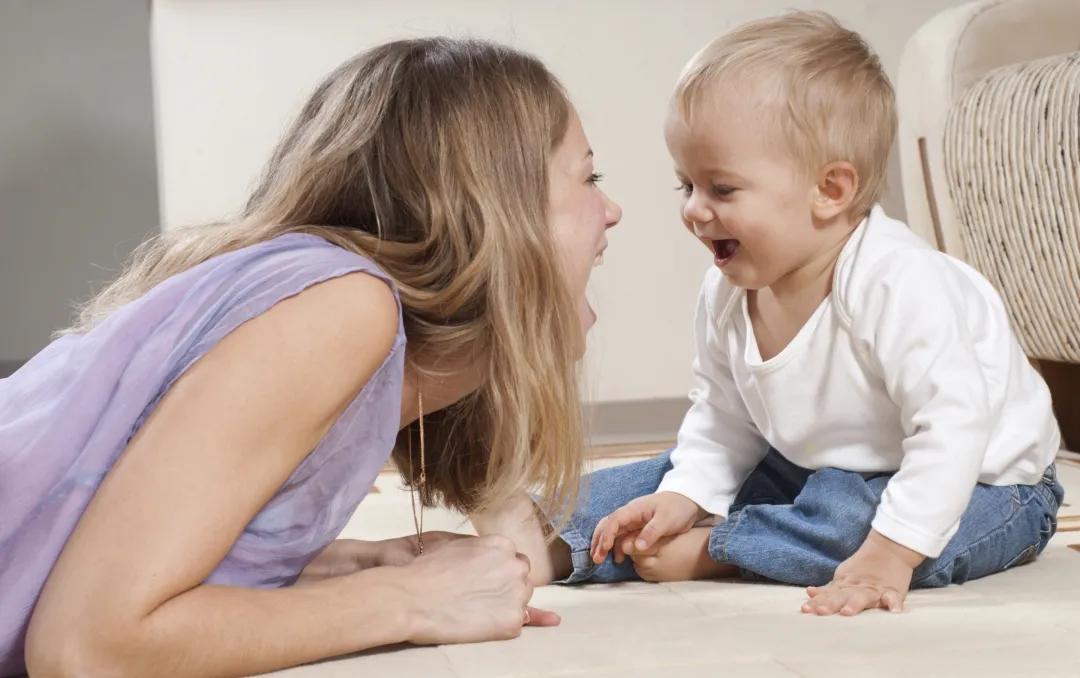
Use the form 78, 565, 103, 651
0, 0, 158, 375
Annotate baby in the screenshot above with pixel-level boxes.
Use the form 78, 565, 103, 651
586, 11, 1064, 616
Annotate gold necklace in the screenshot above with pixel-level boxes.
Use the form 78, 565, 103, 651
408, 384, 426, 555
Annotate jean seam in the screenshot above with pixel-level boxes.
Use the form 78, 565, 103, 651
911, 488, 1038, 587
709, 506, 748, 565
1034, 467, 1062, 512
552, 520, 597, 584
534, 493, 596, 585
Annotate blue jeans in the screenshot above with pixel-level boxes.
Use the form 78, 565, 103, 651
555, 449, 1064, 588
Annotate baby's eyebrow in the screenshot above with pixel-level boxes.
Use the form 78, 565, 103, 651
705, 166, 745, 182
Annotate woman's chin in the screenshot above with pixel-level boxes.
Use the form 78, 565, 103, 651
582, 300, 597, 329
571, 301, 596, 357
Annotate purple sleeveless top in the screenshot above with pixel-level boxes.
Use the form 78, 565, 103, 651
0, 233, 405, 675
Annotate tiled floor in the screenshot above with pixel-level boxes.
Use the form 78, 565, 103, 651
266, 454, 1080, 678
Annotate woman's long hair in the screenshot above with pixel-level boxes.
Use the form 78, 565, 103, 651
67, 38, 584, 520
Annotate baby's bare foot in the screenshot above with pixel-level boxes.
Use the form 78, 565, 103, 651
630, 527, 735, 582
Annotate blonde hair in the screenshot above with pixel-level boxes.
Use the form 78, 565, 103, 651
676, 10, 896, 219
67, 38, 584, 519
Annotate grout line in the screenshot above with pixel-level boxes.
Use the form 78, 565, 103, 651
773, 657, 809, 678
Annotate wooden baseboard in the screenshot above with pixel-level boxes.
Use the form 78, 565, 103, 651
583, 397, 687, 446
1041, 360, 1080, 451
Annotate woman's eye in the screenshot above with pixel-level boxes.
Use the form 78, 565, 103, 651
712, 185, 736, 198
674, 182, 692, 197
588, 172, 604, 185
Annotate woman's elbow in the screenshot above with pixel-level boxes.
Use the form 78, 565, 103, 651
25, 618, 140, 678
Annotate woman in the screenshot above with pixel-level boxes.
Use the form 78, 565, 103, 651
0, 37, 620, 676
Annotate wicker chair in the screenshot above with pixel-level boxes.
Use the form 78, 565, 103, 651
897, 0, 1080, 451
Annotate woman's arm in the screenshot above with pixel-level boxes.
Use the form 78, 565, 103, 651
295, 531, 471, 583
471, 492, 572, 586
25, 273, 535, 677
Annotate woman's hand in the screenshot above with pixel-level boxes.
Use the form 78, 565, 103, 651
297, 532, 471, 583
400, 535, 560, 645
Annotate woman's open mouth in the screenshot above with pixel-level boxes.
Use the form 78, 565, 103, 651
711, 238, 740, 266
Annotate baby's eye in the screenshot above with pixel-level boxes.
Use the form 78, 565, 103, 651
588, 172, 604, 185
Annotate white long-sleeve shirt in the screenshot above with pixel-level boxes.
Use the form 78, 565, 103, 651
656, 206, 1061, 557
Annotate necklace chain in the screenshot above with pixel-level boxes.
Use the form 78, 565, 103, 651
408, 384, 426, 555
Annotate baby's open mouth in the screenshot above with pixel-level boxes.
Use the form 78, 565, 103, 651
711, 238, 740, 263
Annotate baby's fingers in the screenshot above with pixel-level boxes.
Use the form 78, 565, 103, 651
801, 584, 849, 615
590, 517, 620, 563
614, 531, 642, 565
880, 588, 905, 613
837, 587, 882, 616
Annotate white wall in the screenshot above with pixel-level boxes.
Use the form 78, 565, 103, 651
0, 0, 158, 367
152, 0, 970, 404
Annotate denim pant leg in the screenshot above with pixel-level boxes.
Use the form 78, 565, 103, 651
709, 467, 884, 586
553, 452, 673, 584
912, 465, 1064, 588
729, 448, 814, 512
710, 462, 1066, 589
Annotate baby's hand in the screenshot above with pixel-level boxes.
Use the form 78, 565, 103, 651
628, 526, 729, 582
590, 492, 705, 565
802, 530, 924, 616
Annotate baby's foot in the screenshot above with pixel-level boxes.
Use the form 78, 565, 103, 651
629, 527, 735, 582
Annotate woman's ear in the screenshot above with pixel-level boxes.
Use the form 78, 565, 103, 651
810, 161, 858, 221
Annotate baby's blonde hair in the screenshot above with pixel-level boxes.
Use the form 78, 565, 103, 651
676, 11, 896, 220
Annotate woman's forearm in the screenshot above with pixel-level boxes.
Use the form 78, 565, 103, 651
28, 566, 416, 678
470, 492, 571, 585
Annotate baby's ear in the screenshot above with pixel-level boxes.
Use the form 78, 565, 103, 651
811, 161, 858, 221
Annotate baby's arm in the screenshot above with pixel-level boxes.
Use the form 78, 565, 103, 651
807, 251, 994, 615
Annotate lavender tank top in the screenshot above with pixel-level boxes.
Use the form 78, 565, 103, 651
0, 233, 405, 675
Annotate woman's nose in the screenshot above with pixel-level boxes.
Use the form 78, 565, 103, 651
603, 192, 622, 229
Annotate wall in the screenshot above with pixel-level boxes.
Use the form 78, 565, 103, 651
0, 0, 159, 375
152, 0, 971, 415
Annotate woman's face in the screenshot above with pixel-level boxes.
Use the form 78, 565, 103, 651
548, 110, 622, 349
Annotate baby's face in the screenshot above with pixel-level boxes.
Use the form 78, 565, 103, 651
664, 82, 821, 290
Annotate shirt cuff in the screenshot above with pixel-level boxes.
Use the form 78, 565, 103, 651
871, 507, 954, 558
656, 471, 733, 518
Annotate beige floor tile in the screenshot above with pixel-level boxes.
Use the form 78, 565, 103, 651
440, 616, 779, 678
263, 645, 457, 677
261, 452, 1080, 676
784, 638, 1080, 678
523, 659, 800, 678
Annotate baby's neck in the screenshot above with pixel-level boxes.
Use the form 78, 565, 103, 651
769, 220, 857, 305
748, 230, 852, 362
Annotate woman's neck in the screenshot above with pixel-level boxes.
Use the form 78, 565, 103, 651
398, 354, 485, 429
